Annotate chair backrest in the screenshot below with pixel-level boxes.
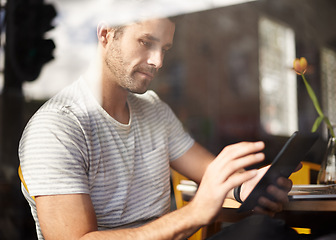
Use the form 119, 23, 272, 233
289, 161, 320, 235
18, 165, 35, 201
289, 161, 320, 185
170, 169, 207, 240
171, 169, 189, 209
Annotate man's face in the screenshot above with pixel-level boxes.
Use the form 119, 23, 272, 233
105, 18, 175, 94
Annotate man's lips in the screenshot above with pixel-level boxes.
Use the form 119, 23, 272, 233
137, 71, 155, 79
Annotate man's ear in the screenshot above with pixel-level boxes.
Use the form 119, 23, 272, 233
97, 22, 111, 46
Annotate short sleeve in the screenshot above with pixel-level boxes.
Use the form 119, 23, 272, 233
19, 108, 90, 197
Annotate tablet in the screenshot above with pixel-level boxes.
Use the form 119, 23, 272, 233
237, 131, 318, 212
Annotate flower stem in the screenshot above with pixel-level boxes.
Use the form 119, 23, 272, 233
301, 74, 335, 138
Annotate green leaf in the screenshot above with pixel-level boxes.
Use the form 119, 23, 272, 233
311, 116, 324, 132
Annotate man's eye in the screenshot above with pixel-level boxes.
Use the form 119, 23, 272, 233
162, 48, 170, 54
140, 40, 152, 48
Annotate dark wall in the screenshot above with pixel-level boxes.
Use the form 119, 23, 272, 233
153, 0, 336, 160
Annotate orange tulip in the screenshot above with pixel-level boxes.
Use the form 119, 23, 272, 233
293, 57, 308, 75
293, 57, 335, 138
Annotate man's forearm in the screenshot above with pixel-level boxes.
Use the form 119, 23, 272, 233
80, 203, 203, 240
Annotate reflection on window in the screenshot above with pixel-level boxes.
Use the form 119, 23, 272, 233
321, 48, 336, 128
259, 16, 297, 136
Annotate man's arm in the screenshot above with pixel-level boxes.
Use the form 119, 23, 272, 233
170, 142, 215, 184
36, 193, 202, 240
36, 142, 265, 240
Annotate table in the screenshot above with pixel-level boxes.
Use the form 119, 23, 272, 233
276, 199, 336, 232
182, 193, 336, 239
219, 198, 336, 234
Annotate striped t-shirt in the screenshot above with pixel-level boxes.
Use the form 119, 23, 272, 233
19, 77, 194, 239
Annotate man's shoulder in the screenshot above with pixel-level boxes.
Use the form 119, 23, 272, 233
26, 79, 91, 128
39, 79, 87, 113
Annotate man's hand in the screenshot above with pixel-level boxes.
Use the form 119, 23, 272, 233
189, 141, 265, 225
240, 164, 299, 216
254, 177, 292, 216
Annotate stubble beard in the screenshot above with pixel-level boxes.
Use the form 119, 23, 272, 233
105, 46, 156, 94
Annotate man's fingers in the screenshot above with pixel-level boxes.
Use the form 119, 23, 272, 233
253, 182, 291, 216
267, 185, 290, 204
224, 169, 259, 191
256, 196, 284, 214
276, 177, 293, 192
292, 163, 303, 173
217, 141, 265, 162
213, 153, 264, 184
225, 152, 264, 172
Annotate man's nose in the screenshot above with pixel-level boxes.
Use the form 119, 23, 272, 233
147, 50, 163, 69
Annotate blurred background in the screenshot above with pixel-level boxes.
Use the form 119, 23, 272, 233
0, 0, 336, 239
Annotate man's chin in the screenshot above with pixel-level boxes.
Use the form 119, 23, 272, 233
126, 75, 152, 94
126, 86, 148, 95
129, 89, 147, 95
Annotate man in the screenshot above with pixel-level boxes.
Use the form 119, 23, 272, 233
19, 17, 295, 240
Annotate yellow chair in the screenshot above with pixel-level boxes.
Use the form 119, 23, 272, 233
289, 161, 321, 234
289, 161, 320, 185
18, 165, 35, 201
171, 169, 205, 240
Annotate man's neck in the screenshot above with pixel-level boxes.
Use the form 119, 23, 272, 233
101, 77, 130, 124
84, 55, 130, 124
